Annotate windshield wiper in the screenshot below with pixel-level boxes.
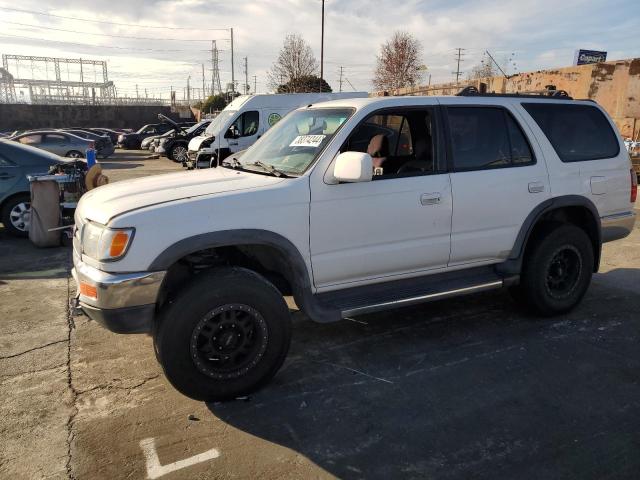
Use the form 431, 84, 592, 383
245, 160, 290, 178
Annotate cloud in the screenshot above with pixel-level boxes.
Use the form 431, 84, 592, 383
0, 0, 638, 95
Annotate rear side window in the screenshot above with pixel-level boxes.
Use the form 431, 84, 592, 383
447, 107, 534, 171
522, 103, 619, 162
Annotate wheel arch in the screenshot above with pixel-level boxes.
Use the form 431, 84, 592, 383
150, 229, 333, 321
500, 195, 602, 275
0, 190, 30, 213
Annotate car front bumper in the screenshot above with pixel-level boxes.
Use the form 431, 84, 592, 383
71, 254, 166, 334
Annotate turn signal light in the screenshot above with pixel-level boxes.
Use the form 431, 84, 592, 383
632, 169, 638, 203
79, 282, 97, 300
109, 231, 131, 258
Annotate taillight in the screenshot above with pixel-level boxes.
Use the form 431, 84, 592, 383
631, 169, 638, 203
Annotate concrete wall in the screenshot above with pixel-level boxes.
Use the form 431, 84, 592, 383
0, 104, 194, 131
375, 58, 640, 138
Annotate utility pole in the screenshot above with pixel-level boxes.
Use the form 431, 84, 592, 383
230, 28, 235, 94
243, 56, 249, 94
202, 63, 206, 102
453, 48, 465, 84
135, 84, 139, 99
320, 0, 325, 82
253, 75, 257, 94
187, 76, 191, 104
339, 66, 343, 92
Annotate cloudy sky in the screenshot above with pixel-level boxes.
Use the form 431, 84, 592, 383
1, 0, 638, 100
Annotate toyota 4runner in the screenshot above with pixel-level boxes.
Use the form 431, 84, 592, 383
72, 92, 637, 401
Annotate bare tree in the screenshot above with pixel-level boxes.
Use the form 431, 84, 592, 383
373, 31, 424, 92
268, 34, 319, 92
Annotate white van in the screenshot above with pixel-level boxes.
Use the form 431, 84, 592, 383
186, 92, 368, 168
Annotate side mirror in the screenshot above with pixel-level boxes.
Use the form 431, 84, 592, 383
333, 152, 373, 183
225, 125, 240, 139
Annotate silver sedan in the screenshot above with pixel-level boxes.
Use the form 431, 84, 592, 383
10, 131, 92, 158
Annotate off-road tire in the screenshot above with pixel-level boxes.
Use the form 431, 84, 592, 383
517, 223, 594, 316
155, 267, 291, 401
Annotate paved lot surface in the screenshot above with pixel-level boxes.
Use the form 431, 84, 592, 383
1, 152, 639, 479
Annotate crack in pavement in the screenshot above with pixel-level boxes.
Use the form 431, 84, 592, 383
0, 339, 68, 360
76, 374, 162, 396
64, 260, 78, 480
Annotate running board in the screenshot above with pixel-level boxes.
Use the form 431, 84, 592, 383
312, 266, 514, 320
341, 280, 503, 317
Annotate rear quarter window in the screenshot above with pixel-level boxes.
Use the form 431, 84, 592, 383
522, 103, 619, 162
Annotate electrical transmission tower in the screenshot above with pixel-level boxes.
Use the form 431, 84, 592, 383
339, 66, 344, 92
453, 48, 466, 84
211, 41, 222, 95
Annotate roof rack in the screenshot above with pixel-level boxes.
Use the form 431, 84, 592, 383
456, 85, 573, 100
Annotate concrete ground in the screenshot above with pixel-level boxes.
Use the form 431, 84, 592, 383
1, 151, 639, 479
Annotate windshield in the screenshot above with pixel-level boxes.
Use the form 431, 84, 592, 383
136, 125, 151, 134
236, 108, 353, 175
204, 111, 236, 136
186, 120, 208, 135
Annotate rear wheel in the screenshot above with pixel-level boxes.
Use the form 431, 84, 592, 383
155, 267, 291, 401
517, 224, 594, 316
1, 194, 31, 237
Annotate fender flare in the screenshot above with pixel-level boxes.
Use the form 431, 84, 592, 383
499, 195, 602, 275
148, 229, 338, 322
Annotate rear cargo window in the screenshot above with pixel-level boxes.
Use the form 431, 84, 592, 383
522, 103, 619, 162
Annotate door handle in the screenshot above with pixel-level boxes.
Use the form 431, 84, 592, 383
229, 141, 239, 146
420, 193, 441, 205
528, 182, 545, 193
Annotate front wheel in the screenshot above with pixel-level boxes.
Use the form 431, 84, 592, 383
155, 268, 292, 401
517, 224, 594, 316
169, 144, 188, 163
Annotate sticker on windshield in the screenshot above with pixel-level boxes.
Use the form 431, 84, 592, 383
290, 135, 326, 148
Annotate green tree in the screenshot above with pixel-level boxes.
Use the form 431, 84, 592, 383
200, 94, 228, 113
277, 75, 332, 93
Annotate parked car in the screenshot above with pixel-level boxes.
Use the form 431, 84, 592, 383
186, 92, 368, 169
156, 118, 211, 163
0, 139, 79, 236
72, 92, 637, 402
61, 129, 115, 158
117, 123, 175, 149
10, 131, 92, 158
141, 134, 165, 151
151, 130, 177, 154
84, 128, 121, 146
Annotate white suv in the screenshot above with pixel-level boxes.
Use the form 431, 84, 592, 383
72, 92, 637, 401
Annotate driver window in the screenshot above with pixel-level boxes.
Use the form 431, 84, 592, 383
231, 110, 260, 137
342, 109, 436, 179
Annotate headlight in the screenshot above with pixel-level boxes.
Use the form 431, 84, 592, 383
82, 222, 135, 261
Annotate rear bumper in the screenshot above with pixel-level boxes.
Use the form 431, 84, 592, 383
601, 211, 636, 242
71, 256, 166, 334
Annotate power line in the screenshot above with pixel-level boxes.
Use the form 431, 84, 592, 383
1, 20, 221, 42
0, 32, 211, 53
0, 6, 230, 31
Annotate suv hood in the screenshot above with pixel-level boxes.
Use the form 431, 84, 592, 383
77, 167, 285, 225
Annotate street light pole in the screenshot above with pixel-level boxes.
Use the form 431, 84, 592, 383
320, 0, 325, 82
